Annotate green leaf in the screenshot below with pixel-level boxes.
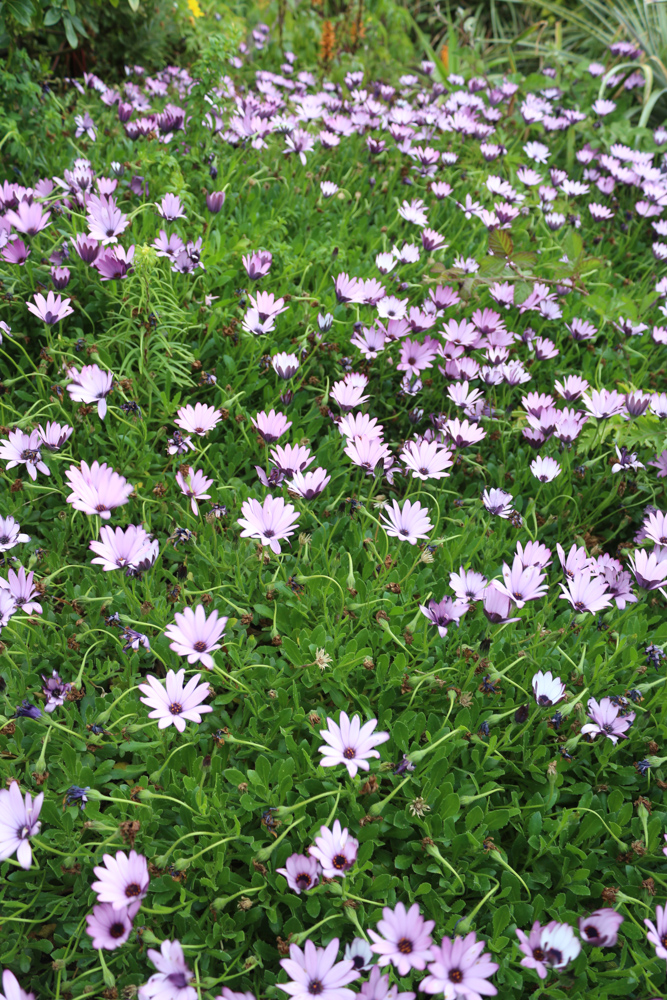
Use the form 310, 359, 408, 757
1, 0, 35, 26
62, 12, 79, 47
488, 229, 514, 259
43, 7, 62, 24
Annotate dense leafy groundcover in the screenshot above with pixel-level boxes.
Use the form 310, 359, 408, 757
2, 15, 667, 1000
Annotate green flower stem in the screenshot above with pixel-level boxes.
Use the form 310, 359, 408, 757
149, 740, 200, 782
98, 949, 115, 989
368, 776, 411, 817
173, 835, 241, 870
422, 841, 465, 889
456, 880, 500, 934
34, 725, 52, 772
290, 913, 341, 946
273, 789, 339, 819
255, 815, 307, 862
408, 726, 467, 765
212, 884, 264, 909
154, 830, 216, 867
95, 685, 143, 724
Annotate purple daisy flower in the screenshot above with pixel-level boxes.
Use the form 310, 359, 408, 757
91, 849, 150, 911
318, 711, 390, 778
138, 939, 197, 1000
421, 932, 498, 999
0, 970, 35, 1000
0, 782, 43, 869
369, 902, 435, 976
578, 909, 624, 947
278, 938, 359, 1000
86, 901, 139, 950
138, 668, 213, 733
580, 697, 635, 745
309, 820, 358, 878
276, 853, 320, 894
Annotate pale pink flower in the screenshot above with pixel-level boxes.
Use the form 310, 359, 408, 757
174, 403, 221, 436
318, 711, 389, 778
65, 461, 133, 518
309, 820, 359, 878
66, 364, 113, 419
0, 429, 50, 480
238, 495, 300, 554
138, 668, 213, 733
380, 498, 432, 544
0, 782, 43, 869
138, 939, 197, 1000
89, 525, 158, 573
421, 932, 498, 999
369, 902, 435, 976
278, 939, 359, 1000
164, 605, 228, 669
91, 849, 150, 911
175, 467, 213, 515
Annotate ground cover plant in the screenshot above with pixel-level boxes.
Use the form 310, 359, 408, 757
1, 12, 667, 1000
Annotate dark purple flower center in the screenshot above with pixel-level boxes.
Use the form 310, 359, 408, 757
95, 504, 108, 513
343, 747, 356, 759
308, 981, 323, 995
110, 921, 126, 939
352, 956, 365, 970
583, 925, 599, 939
296, 873, 312, 890
448, 970, 463, 983
21, 449, 40, 462
0, 536, 9, 544
546, 948, 562, 965
168, 973, 189, 988
397, 938, 413, 955
661, 935, 667, 949
602, 724, 614, 734
533, 947, 545, 961
193, 641, 207, 652
574, 601, 586, 611
419, 467, 429, 475
332, 854, 348, 870
125, 882, 142, 897
15, 597, 26, 607
264, 529, 275, 538
106, 228, 116, 237
537, 695, 551, 706
400, 529, 410, 536
169, 702, 183, 715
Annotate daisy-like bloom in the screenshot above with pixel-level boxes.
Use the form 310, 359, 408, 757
538, 922, 581, 971
421, 932, 498, 1000
369, 902, 435, 976
5, 200, 51, 236
309, 820, 359, 878
288, 468, 331, 499
645, 904, 667, 962
276, 853, 320, 894
331, 379, 370, 410
72, 232, 101, 263
581, 389, 626, 420
270, 443, 314, 476
559, 572, 612, 613
138, 939, 197, 1000
157, 193, 186, 221
320, 181, 339, 197
26, 290, 73, 325
530, 456, 561, 482
380, 499, 432, 544
360, 966, 414, 1000
444, 418, 486, 449
86, 901, 139, 950
377, 295, 409, 322
351, 324, 387, 358
152, 230, 185, 259
338, 413, 384, 440
515, 922, 548, 980
252, 409, 291, 443
89, 525, 158, 574
532, 671, 565, 707
0, 782, 43, 869
86, 194, 130, 245
481, 488, 514, 518
138, 669, 213, 733
628, 549, 667, 591
650, 450, 667, 478
243, 251, 273, 280
175, 402, 221, 436
272, 352, 300, 379
345, 940, 374, 974
278, 938, 360, 1000
643, 511, 667, 546
318, 711, 390, 778
164, 605, 228, 669
516, 541, 552, 569
420, 597, 469, 638
0, 567, 41, 614
65, 461, 133, 519
0, 969, 35, 1000
482, 587, 520, 624
94, 245, 135, 281
345, 436, 393, 477
579, 909, 624, 948
0, 429, 50, 481
42, 669, 71, 712
3, 239, 31, 265
492, 557, 547, 608
37, 421, 73, 452
175, 467, 213, 516
238, 495, 300, 554
398, 198, 428, 226
0, 590, 16, 630
580, 697, 635, 744
611, 446, 644, 474
450, 569, 487, 603
92, 849, 150, 910
556, 543, 591, 580
66, 364, 113, 419
401, 440, 453, 480
554, 376, 589, 401
0, 516, 30, 553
